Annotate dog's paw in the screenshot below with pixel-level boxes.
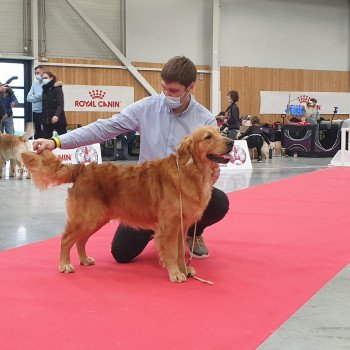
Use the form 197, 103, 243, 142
80, 257, 96, 266
59, 263, 75, 273
186, 266, 196, 277
169, 271, 187, 283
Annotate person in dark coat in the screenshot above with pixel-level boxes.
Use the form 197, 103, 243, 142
225, 90, 240, 140
41, 71, 67, 138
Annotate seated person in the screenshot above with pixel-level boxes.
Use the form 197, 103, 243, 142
238, 116, 270, 162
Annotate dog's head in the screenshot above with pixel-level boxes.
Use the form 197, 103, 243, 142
176, 125, 234, 165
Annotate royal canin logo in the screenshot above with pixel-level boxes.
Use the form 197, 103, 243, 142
298, 95, 310, 104
89, 90, 106, 99
74, 90, 121, 108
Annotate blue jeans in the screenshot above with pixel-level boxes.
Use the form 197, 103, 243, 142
0, 115, 15, 134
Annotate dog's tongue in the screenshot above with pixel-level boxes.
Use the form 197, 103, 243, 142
221, 153, 234, 161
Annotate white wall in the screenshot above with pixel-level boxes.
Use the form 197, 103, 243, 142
125, 0, 213, 64
125, 0, 350, 70
219, 0, 349, 70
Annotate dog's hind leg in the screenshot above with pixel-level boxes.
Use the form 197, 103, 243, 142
76, 220, 107, 267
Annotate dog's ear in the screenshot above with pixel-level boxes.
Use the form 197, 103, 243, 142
176, 135, 194, 163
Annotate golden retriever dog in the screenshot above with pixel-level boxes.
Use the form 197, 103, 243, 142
22, 126, 233, 282
0, 133, 31, 179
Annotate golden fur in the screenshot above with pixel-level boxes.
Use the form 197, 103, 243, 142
22, 126, 233, 282
0, 133, 31, 179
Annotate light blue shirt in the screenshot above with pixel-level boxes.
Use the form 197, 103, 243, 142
59, 94, 216, 163
26, 80, 43, 113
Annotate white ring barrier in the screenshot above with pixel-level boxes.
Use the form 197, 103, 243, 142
330, 127, 350, 166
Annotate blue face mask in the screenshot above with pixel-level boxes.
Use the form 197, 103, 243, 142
161, 90, 188, 109
35, 74, 43, 81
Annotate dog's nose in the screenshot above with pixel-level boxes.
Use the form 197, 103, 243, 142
226, 140, 234, 147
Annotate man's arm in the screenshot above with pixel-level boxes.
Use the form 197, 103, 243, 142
34, 99, 144, 153
26, 84, 42, 103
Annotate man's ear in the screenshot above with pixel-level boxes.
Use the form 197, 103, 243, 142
188, 81, 195, 93
176, 135, 194, 162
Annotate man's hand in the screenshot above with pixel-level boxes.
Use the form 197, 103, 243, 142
1, 113, 8, 120
211, 163, 221, 184
33, 138, 56, 153
51, 116, 59, 124
0, 84, 8, 92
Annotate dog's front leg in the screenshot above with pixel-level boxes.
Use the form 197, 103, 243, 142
9, 159, 16, 177
177, 226, 195, 278
154, 223, 186, 283
59, 224, 79, 273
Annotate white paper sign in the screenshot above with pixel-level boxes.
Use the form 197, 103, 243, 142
260, 91, 350, 115
63, 85, 134, 112
219, 140, 252, 171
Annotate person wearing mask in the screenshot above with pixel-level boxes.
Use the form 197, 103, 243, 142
225, 90, 240, 140
40, 71, 67, 138
32, 56, 229, 261
27, 65, 45, 138
0, 85, 17, 134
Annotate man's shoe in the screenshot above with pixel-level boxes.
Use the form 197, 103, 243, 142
186, 236, 209, 258
257, 156, 263, 163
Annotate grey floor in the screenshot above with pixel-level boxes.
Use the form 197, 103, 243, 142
1, 155, 349, 349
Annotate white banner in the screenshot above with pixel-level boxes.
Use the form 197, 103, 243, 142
28, 142, 102, 165
219, 140, 252, 171
260, 91, 350, 115
63, 85, 134, 112
53, 144, 102, 164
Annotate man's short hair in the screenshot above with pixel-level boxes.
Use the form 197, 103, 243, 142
161, 56, 197, 88
34, 65, 44, 70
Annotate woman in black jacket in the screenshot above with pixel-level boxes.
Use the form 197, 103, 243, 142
41, 71, 67, 138
225, 90, 240, 140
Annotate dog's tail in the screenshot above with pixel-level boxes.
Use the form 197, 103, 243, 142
21, 150, 84, 190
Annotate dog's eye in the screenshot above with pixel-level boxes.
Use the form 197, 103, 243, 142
204, 134, 212, 140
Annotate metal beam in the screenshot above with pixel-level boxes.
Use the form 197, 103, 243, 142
211, 0, 221, 115
31, 0, 39, 65
64, 0, 157, 96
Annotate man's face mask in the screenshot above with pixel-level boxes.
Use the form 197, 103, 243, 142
161, 89, 189, 109
35, 73, 43, 81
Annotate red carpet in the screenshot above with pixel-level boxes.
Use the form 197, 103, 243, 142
1, 167, 350, 350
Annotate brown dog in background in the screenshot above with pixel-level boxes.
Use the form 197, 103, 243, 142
22, 126, 233, 282
0, 133, 31, 179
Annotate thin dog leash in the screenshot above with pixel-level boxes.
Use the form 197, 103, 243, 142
175, 155, 213, 285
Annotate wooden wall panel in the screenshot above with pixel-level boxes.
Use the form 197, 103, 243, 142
220, 66, 350, 124
42, 58, 349, 126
